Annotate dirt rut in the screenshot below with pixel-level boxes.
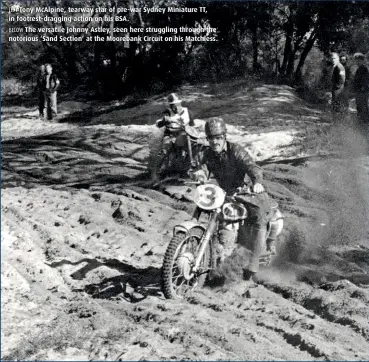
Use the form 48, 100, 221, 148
2, 83, 369, 360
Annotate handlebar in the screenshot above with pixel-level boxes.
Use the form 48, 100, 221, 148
183, 180, 203, 186
234, 187, 255, 196
188, 171, 262, 195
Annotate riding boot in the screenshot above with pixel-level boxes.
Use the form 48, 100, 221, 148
243, 269, 256, 281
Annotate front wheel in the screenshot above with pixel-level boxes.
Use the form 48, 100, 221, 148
162, 228, 211, 299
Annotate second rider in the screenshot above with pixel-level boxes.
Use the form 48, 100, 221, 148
152, 93, 194, 181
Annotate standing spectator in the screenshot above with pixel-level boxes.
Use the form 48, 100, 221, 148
43, 63, 60, 121
352, 53, 369, 125
340, 55, 351, 86
36, 64, 46, 119
340, 55, 351, 109
330, 52, 346, 122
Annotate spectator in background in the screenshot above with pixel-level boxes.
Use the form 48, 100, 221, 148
340, 55, 351, 86
340, 55, 351, 109
43, 63, 60, 121
36, 64, 46, 119
330, 52, 346, 122
352, 53, 369, 125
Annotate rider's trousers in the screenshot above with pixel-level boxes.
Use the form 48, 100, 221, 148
239, 196, 269, 274
246, 224, 267, 273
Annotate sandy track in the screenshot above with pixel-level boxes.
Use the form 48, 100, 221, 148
2, 83, 369, 360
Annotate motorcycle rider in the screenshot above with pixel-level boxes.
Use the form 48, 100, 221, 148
191, 118, 275, 290
152, 93, 194, 181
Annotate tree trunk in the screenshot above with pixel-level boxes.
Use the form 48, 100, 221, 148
235, 28, 245, 75
285, 48, 298, 81
251, 24, 258, 73
108, 1, 118, 94
280, 20, 293, 77
294, 32, 317, 81
284, 34, 305, 82
93, 41, 102, 95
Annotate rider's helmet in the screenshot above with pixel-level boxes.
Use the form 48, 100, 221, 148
205, 117, 227, 138
167, 93, 182, 104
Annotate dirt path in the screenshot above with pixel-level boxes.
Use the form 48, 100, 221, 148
2, 82, 369, 360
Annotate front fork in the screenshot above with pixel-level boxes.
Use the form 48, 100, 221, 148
190, 210, 219, 278
186, 134, 198, 168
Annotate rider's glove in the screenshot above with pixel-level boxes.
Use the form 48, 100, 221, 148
252, 183, 265, 194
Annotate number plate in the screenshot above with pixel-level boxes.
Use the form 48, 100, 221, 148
193, 184, 226, 210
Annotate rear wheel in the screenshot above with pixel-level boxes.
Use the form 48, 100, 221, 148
162, 228, 210, 299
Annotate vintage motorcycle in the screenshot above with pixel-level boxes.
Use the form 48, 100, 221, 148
161, 183, 284, 299
149, 118, 206, 180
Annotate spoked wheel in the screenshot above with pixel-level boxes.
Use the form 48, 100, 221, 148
162, 228, 210, 299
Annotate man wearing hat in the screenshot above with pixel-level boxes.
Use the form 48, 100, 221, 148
152, 93, 194, 180
156, 93, 193, 128
353, 53, 369, 124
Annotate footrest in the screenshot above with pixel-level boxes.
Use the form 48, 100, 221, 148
259, 254, 273, 266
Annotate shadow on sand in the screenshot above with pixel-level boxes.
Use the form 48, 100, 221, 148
46, 257, 162, 302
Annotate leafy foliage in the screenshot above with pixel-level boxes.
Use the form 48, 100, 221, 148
2, 0, 369, 98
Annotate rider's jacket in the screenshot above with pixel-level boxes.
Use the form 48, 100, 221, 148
197, 141, 263, 194
156, 107, 194, 135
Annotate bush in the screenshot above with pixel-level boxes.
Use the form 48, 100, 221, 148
1, 78, 30, 96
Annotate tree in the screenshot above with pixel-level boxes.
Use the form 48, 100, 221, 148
2, 0, 369, 97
